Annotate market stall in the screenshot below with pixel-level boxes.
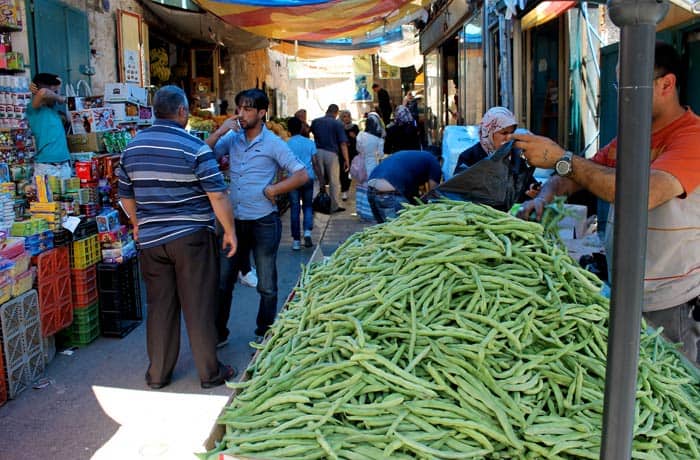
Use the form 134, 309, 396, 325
204, 200, 699, 459
0, 80, 150, 406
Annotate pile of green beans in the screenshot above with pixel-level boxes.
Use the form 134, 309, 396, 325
206, 200, 700, 460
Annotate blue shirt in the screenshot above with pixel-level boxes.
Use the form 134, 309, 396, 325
214, 125, 305, 220
287, 134, 317, 181
117, 119, 227, 248
26, 103, 70, 163
369, 150, 442, 200
310, 115, 348, 153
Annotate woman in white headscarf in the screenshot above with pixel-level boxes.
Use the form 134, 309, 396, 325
454, 106, 517, 174
356, 112, 385, 178
354, 112, 386, 221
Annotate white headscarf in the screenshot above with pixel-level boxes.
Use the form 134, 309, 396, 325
479, 107, 517, 153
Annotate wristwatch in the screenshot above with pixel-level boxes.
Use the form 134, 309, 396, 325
555, 151, 574, 177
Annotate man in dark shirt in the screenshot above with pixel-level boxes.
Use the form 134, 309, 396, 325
118, 85, 237, 390
310, 104, 349, 212
366, 150, 442, 222
372, 83, 392, 125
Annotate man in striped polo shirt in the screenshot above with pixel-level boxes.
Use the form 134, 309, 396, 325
118, 85, 238, 389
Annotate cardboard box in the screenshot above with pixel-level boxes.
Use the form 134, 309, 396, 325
66, 96, 104, 111
70, 110, 93, 135
67, 133, 105, 153
107, 102, 139, 122
104, 83, 147, 105
92, 107, 115, 132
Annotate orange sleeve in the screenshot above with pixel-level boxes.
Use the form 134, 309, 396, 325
651, 123, 700, 195
591, 139, 617, 167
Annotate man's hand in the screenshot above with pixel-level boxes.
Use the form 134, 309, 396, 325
516, 196, 549, 222
30, 83, 39, 95
219, 117, 241, 134
510, 133, 565, 169
222, 231, 237, 258
263, 184, 276, 202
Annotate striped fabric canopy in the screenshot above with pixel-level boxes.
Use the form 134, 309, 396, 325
195, 0, 430, 43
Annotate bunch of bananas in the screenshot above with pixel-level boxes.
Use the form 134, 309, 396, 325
150, 48, 171, 83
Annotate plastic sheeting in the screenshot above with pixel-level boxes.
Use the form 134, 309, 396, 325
195, 0, 430, 42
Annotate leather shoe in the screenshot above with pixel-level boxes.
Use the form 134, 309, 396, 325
201, 364, 237, 389
148, 381, 170, 390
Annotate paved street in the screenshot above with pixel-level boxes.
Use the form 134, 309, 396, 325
0, 195, 372, 460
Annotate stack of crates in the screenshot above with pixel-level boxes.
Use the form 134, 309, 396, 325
62, 226, 101, 347
0, 290, 45, 401
58, 265, 99, 347
97, 257, 142, 337
34, 246, 73, 337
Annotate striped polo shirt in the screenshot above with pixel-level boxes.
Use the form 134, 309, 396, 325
118, 119, 227, 249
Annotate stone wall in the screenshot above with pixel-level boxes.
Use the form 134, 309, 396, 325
60, 0, 148, 95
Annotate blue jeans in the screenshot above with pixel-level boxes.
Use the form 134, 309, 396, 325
217, 212, 282, 339
289, 180, 314, 240
367, 188, 409, 223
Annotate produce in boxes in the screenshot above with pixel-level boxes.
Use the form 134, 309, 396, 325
205, 201, 700, 460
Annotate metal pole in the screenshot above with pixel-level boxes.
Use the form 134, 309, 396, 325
601, 1, 668, 459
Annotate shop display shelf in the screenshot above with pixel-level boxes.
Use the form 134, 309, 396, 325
0, 290, 45, 399
33, 246, 70, 282
70, 235, 100, 270
37, 273, 73, 337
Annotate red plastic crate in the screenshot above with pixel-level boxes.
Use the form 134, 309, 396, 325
72, 266, 98, 307
72, 284, 97, 309
37, 273, 73, 337
33, 247, 71, 282
71, 265, 96, 285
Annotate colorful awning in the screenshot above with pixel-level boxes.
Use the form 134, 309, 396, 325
194, 0, 430, 43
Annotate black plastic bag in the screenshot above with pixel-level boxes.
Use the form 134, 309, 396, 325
423, 140, 534, 211
312, 190, 331, 214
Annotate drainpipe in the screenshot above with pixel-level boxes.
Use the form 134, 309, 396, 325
601, 1, 668, 459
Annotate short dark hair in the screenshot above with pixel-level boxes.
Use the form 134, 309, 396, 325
153, 85, 188, 119
655, 42, 682, 85
326, 104, 339, 114
235, 88, 269, 111
287, 116, 302, 135
372, 83, 379, 89
33, 73, 61, 87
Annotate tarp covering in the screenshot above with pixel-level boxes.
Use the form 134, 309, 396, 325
195, 0, 430, 43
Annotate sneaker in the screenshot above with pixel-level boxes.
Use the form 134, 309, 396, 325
342, 192, 348, 201
304, 236, 313, 248
239, 268, 258, 288
292, 240, 301, 250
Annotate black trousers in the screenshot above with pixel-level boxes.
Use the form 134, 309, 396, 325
140, 229, 222, 385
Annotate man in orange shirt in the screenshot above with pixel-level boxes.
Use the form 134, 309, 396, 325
512, 42, 700, 364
